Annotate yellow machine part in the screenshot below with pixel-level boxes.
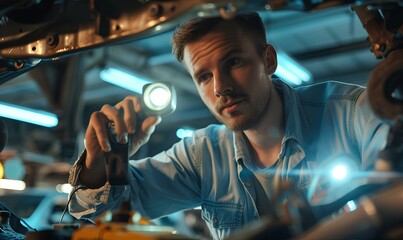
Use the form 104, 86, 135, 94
72, 223, 188, 240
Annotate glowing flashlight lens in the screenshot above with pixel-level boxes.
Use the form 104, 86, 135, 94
142, 82, 176, 115
332, 165, 347, 180
149, 87, 171, 108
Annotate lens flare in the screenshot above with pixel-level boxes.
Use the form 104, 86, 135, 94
332, 165, 347, 180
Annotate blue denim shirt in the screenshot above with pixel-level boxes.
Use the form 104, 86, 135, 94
68, 80, 388, 240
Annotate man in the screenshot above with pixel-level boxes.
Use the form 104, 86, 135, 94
68, 12, 388, 239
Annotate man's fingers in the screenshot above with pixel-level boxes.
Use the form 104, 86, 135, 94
140, 116, 162, 138
115, 96, 143, 136
90, 96, 161, 157
88, 111, 111, 152
100, 104, 127, 143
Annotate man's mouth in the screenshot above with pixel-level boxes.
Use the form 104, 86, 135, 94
220, 98, 244, 114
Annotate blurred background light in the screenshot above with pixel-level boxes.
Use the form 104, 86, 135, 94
0, 101, 58, 127
56, 183, 72, 194
0, 163, 3, 179
275, 50, 313, 86
100, 67, 152, 94
3, 156, 25, 180
176, 128, 194, 139
346, 200, 358, 211
0, 179, 26, 190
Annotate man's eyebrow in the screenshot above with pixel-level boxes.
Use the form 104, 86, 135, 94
193, 68, 205, 80
218, 49, 244, 63
223, 48, 242, 58
192, 48, 244, 79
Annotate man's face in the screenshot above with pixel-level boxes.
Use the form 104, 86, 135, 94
183, 22, 277, 131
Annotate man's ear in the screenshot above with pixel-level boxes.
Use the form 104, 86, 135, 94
264, 44, 277, 75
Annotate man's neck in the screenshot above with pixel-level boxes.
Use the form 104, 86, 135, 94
244, 85, 284, 168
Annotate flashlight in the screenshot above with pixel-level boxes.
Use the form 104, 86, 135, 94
105, 124, 130, 185
105, 82, 176, 186
142, 82, 176, 116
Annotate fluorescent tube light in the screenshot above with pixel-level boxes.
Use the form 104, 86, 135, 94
0, 101, 58, 127
275, 51, 312, 86
56, 183, 72, 194
0, 179, 26, 191
99, 68, 152, 94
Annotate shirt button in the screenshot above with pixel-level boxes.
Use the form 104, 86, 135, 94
245, 181, 251, 187
213, 218, 218, 224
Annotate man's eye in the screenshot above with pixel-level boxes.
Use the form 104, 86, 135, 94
226, 57, 242, 68
198, 73, 211, 83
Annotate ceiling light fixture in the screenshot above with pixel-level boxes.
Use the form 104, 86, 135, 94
99, 67, 152, 94
0, 179, 26, 191
275, 50, 313, 86
0, 101, 58, 128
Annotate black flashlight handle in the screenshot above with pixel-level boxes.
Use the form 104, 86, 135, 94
105, 109, 130, 185
104, 139, 129, 185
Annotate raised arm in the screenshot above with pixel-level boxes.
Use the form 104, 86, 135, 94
79, 96, 161, 188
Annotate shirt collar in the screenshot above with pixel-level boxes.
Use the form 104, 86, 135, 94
233, 131, 249, 164
273, 79, 312, 148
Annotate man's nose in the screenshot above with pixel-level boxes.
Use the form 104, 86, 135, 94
214, 72, 233, 97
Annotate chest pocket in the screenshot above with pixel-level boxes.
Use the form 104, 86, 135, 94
201, 201, 243, 229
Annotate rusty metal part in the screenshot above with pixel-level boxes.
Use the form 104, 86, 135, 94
367, 48, 403, 123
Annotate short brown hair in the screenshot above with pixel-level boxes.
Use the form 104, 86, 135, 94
171, 12, 267, 62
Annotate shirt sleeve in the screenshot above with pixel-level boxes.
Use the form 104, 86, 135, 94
68, 136, 202, 221
353, 89, 390, 169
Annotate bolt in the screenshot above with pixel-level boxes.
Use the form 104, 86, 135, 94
47, 34, 59, 47
149, 3, 163, 18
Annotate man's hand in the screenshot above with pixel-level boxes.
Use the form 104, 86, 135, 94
79, 96, 161, 188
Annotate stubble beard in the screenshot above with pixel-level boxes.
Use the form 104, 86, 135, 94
212, 90, 272, 131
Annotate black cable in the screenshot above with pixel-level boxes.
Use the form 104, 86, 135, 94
59, 185, 87, 224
